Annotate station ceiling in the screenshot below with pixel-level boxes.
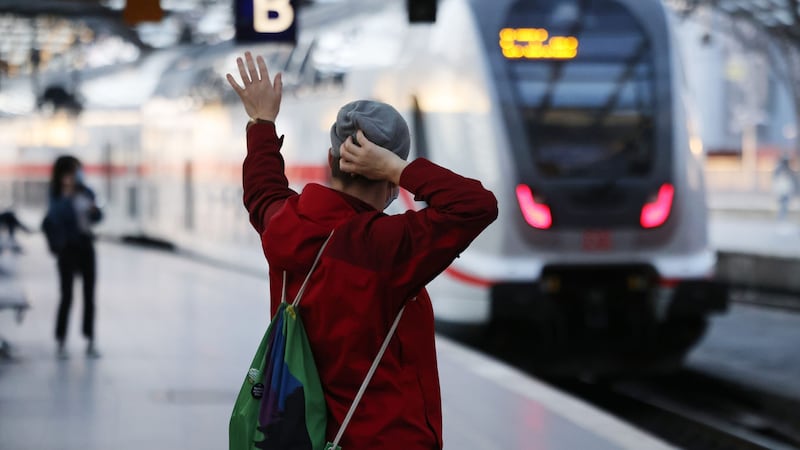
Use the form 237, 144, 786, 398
667, 0, 800, 42
666, 0, 800, 115
1, 0, 797, 42
0, 0, 798, 76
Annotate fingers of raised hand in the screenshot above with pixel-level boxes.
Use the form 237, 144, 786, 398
256, 55, 270, 85
226, 74, 244, 96
245, 52, 259, 83
273, 72, 283, 96
236, 57, 250, 85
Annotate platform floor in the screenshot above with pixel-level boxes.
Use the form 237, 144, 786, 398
710, 216, 800, 258
0, 236, 671, 450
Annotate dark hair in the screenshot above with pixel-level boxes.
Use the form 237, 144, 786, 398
330, 156, 388, 187
49, 155, 81, 198
330, 155, 359, 184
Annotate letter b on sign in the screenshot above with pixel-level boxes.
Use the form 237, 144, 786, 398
254, 0, 294, 33
235, 0, 297, 43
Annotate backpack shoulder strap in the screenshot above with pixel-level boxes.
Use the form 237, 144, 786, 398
291, 230, 335, 308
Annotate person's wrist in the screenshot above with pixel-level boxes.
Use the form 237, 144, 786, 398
388, 159, 408, 184
251, 112, 275, 121
249, 109, 277, 122
248, 117, 275, 125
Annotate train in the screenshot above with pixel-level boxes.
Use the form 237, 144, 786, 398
0, 0, 727, 372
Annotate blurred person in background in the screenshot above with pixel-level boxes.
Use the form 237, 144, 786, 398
772, 154, 798, 221
0, 207, 31, 254
42, 156, 103, 359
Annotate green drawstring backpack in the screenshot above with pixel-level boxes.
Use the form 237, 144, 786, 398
229, 231, 404, 450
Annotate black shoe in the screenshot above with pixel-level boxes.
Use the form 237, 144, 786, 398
56, 340, 68, 359
86, 341, 101, 359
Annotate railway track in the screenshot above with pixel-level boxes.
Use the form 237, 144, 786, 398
549, 370, 800, 450
729, 287, 800, 312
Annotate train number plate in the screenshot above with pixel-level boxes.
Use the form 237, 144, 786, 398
582, 230, 612, 251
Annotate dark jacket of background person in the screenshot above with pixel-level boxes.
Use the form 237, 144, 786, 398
42, 186, 102, 255
243, 121, 498, 449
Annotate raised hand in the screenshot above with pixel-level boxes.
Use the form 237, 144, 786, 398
226, 51, 282, 122
339, 130, 408, 184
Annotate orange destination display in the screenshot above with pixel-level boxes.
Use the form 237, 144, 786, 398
499, 28, 579, 59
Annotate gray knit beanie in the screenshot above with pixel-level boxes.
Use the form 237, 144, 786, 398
330, 100, 410, 160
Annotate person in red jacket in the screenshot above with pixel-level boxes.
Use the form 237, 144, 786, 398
227, 51, 497, 449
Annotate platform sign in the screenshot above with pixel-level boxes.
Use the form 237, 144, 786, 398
235, 0, 298, 43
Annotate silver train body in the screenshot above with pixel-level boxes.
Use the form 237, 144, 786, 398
2, 0, 727, 368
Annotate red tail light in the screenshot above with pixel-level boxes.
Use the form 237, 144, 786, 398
516, 184, 552, 229
640, 183, 674, 229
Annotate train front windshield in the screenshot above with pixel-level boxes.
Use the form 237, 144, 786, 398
502, 0, 656, 179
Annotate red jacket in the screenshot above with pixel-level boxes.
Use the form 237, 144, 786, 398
243, 121, 497, 449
